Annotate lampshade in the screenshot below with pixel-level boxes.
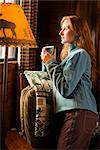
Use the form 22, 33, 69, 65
0, 3, 37, 48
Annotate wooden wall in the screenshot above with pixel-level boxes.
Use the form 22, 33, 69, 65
37, 1, 78, 51
0, 62, 17, 129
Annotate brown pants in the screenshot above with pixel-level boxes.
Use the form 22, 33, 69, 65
49, 109, 98, 150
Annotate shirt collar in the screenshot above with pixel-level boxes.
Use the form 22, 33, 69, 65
68, 43, 76, 54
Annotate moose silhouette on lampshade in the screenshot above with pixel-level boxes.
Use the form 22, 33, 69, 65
0, 18, 16, 38
0, 3, 37, 48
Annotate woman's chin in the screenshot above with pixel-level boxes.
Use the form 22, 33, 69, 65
61, 40, 67, 44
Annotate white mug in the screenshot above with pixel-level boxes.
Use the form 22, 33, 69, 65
42, 45, 54, 71
42, 45, 54, 55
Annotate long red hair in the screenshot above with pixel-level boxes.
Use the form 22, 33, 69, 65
60, 15, 97, 89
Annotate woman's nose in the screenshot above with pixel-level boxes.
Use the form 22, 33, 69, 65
59, 30, 63, 36
59, 30, 62, 35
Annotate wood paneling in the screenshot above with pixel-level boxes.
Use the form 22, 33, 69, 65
0, 62, 17, 129
37, 1, 77, 49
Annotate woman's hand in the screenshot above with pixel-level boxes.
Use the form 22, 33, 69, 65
41, 48, 56, 63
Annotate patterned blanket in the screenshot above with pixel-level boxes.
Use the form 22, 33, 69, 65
20, 71, 53, 141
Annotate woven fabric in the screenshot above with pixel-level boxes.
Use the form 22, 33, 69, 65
19, 0, 38, 72
24, 71, 52, 92
24, 71, 53, 137
20, 85, 53, 148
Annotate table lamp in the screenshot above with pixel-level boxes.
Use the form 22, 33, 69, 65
0, 3, 37, 148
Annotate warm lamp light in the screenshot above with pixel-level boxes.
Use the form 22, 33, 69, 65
0, 3, 37, 47
0, 3, 37, 148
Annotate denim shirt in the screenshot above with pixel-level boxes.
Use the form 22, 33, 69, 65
45, 44, 98, 114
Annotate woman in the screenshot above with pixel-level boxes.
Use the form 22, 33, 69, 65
41, 15, 98, 149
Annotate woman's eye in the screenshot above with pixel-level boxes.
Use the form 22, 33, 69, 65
62, 27, 68, 31
66, 26, 70, 29
61, 26, 70, 32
